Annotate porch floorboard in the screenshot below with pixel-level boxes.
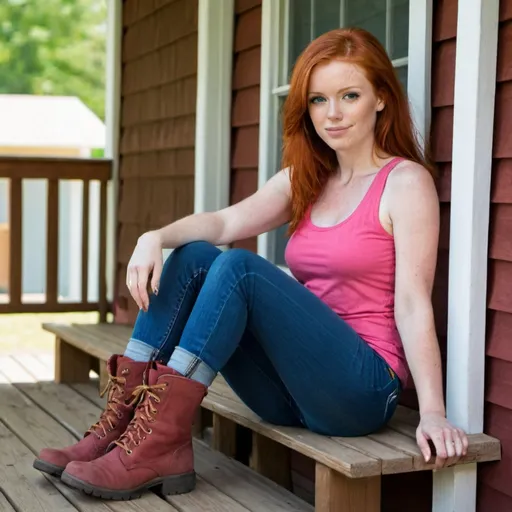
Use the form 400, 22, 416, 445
0, 353, 311, 512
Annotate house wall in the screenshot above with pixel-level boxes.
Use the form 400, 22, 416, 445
230, 0, 262, 252
227, 0, 457, 509
114, 0, 198, 324
478, 1, 512, 510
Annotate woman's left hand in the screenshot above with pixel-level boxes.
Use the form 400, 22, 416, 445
416, 412, 469, 469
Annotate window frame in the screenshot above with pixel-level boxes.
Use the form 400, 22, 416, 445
257, 0, 433, 263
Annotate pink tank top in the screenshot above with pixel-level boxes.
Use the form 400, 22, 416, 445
284, 157, 409, 385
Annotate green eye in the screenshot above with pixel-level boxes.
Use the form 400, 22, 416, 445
344, 92, 360, 100
309, 96, 326, 104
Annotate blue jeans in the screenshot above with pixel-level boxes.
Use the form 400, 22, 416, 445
129, 241, 401, 436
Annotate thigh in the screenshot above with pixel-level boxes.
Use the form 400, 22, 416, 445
220, 250, 400, 436
131, 241, 222, 361
220, 329, 302, 427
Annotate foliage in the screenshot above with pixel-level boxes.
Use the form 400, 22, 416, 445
0, 0, 107, 119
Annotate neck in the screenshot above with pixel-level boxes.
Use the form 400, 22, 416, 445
334, 138, 390, 182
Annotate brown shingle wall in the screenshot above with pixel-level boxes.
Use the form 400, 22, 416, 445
230, 0, 262, 252
479, 1, 512, 509
114, 0, 198, 324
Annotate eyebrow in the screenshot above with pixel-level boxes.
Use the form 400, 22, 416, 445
307, 86, 361, 95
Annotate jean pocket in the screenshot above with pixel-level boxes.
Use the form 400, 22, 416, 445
382, 384, 400, 422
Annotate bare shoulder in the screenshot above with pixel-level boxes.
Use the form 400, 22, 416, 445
386, 159, 437, 195
381, 159, 439, 231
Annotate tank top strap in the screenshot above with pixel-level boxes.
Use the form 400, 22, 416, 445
363, 157, 405, 212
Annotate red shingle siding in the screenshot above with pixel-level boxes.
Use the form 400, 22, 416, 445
230, 0, 262, 252
479, 1, 512, 509
114, 0, 198, 324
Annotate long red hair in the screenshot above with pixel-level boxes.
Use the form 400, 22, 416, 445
282, 27, 435, 233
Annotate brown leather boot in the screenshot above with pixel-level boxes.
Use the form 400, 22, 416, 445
33, 355, 147, 476
61, 362, 207, 500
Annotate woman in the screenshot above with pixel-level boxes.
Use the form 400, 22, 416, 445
35, 27, 468, 500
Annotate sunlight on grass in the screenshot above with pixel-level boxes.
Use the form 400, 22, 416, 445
0, 312, 104, 356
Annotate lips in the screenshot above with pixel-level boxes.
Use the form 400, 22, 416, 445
326, 127, 349, 133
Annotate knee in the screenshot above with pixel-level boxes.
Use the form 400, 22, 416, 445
161, 241, 221, 279
212, 248, 259, 271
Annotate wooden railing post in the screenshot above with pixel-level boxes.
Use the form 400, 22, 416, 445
0, 157, 113, 316
8, 178, 22, 308
46, 179, 59, 308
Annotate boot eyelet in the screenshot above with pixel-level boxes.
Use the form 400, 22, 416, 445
117, 413, 123, 419
126, 449, 132, 455
148, 429, 153, 435
122, 369, 130, 375
143, 436, 146, 440
134, 441, 140, 446
107, 428, 112, 433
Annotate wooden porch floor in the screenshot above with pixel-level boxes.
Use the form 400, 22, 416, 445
0, 353, 310, 512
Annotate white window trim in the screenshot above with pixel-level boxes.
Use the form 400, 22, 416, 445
194, 0, 234, 215
257, 0, 433, 263
433, 1, 499, 511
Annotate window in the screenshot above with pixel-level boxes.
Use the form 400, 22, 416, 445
258, 0, 432, 266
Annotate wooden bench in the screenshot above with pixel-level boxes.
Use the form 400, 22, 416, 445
43, 322, 502, 512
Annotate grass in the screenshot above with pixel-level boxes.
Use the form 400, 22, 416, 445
0, 311, 103, 356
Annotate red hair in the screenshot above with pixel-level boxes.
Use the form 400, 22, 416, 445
282, 27, 435, 233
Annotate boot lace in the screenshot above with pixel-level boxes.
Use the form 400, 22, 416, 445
86, 374, 127, 439
114, 382, 167, 455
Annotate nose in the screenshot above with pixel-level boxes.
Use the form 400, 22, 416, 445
327, 99, 343, 121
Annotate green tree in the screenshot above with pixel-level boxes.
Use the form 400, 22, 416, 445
0, 0, 107, 120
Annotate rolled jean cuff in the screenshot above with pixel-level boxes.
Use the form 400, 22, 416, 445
168, 346, 216, 387
124, 338, 158, 362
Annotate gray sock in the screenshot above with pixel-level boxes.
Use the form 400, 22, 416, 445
124, 338, 156, 362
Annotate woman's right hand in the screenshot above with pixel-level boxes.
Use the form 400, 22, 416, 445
126, 231, 163, 311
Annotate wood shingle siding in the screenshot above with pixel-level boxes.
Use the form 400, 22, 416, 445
479, 1, 512, 509
230, 0, 262, 252
115, 0, 198, 324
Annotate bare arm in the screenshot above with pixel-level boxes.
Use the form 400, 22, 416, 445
387, 162, 468, 468
154, 169, 292, 248
127, 170, 291, 310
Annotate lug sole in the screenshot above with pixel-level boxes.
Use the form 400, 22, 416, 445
33, 458, 66, 477
61, 470, 196, 500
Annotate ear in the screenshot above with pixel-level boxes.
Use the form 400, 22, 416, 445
376, 97, 385, 112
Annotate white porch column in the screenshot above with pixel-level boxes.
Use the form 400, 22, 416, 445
104, 0, 122, 303
194, 0, 234, 215
433, 1, 499, 511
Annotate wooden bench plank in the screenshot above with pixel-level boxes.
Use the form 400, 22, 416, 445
42, 323, 122, 361
41, 323, 502, 480
205, 387, 381, 478
331, 437, 413, 475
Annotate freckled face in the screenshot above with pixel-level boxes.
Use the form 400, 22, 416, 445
307, 60, 385, 152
